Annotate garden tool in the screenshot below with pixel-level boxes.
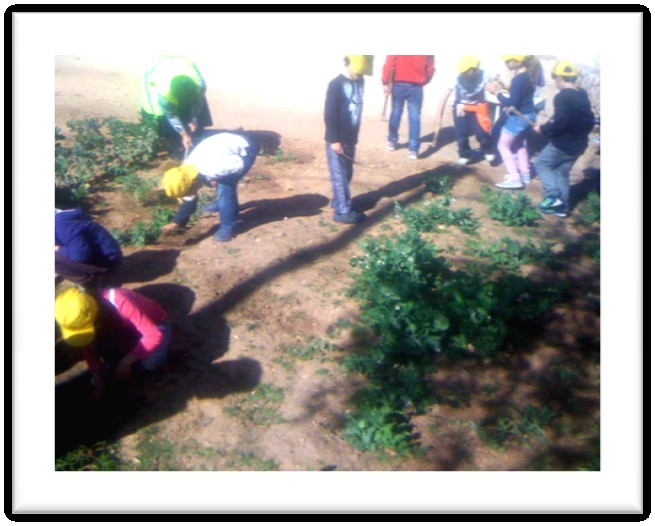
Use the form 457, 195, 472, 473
381, 69, 395, 121
507, 106, 535, 127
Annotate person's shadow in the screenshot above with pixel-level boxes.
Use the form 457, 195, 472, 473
55, 282, 263, 457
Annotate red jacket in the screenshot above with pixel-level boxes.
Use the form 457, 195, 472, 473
382, 55, 435, 86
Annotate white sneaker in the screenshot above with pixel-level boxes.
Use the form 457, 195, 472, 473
408, 151, 419, 160
457, 157, 470, 165
521, 175, 531, 184
485, 154, 496, 162
495, 177, 523, 189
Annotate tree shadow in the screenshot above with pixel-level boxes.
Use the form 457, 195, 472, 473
419, 126, 456, 158
238, 194, 329, 234
110, 249, 181, 285
55, 282, 262, 457
569, 167, 601, 212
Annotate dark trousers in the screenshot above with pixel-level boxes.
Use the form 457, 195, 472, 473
453, 110, 492, 158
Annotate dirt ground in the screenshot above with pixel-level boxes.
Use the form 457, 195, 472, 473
54, 56, 601, 471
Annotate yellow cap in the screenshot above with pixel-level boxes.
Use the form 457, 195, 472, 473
346, 55, 374, 76
501, 55, 528, 63
55, 288, 98, 347
163, 163, 200, 198
457, 55, 480, 73
552, 60, 578, 77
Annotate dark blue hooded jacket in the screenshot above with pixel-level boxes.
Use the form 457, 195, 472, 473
55, 209, 123, 268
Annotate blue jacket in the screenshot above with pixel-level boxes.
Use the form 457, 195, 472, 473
55, 209, 123, 268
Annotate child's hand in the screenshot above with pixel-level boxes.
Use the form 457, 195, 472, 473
162, 223, 181, 234
330, 142, 344, 155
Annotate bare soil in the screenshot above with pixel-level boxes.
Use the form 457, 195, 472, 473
54, 56, 601, 471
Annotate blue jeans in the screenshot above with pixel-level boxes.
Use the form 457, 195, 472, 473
388, 83, 423, 152
208, 139, 258, 233
534, 143, 579, 211
139, 320, 172, 371
326, 142, 356, 215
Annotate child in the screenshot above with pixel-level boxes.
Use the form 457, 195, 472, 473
382, 55, 435, 159
141, 55, 213, 159
55, 286, 171, 399
324, 55, 374, 224
488, 55, 540, 189
161, 131, 258, 241
434, 55, 496, 165
533, 60, 596, 217
55, 207, 123, 285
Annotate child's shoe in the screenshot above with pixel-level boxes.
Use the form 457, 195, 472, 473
538, 197, 568, 217
333, 211, 367, 224
457, 157, 470, 166
495, 176, 523, 189
387, 141, 397, 151
408, 150, 419, 160
214, 226, 235, 242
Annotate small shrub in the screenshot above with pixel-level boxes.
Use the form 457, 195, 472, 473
482, 186, 541, 227
278, 338, 339, 361
424, 172, 454, 195
111, 206, 176, 246
476, 404, 558, 450
395, 198, 480, 235
115, 171, 161, 206
55, 442, 123, 471
576, 192, 600, 225
465, 237, 554, 271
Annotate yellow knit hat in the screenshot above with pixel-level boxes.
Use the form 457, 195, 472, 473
346, 55, 374, 76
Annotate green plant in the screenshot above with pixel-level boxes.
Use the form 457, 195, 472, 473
576, 191, 600, 225
224, 384, 285, 426
395, 198, 480, 235
424, 172, 454, 195
55, 442, 123, 471
278, 338, 339, 361
111, 206, 176, 246
481, 186, 541, 227
476, 404, 558, 450
465, 237, 554, 271
225, 451, 279, 471
343, 390, 417, 455
582, 235, 601, 265
268, 148, 297, 163
115, 171, 161, 206
135, 428, 179, 471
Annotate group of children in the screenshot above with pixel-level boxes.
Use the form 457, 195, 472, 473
55, 54, 597, 397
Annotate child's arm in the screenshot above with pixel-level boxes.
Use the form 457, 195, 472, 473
162, 195, 198, 232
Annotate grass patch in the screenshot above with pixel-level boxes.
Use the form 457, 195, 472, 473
224, 384, 286, 426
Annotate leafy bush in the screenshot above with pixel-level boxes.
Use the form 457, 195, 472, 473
111, 206, 176, 247
482, 186, 541, 227
424, 172, 454, 195
55, 442, 123, 471
476, 404, 558, 450
465, 237, 554, 271
576, 192, 600, 225
395, 198, 480, 235
115, 171, 161, 206
55, 116, 163, 206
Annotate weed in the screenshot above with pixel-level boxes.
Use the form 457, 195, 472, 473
465, 237, 554, 272
395, 198, 480, 235
476, 404, 558, 450
224, 384, 286, 426
111, 206, 176, 247
575, 191, 600, 225
582, 235, 601, 265
115, 171, 161, 206
481, 186, 541, 227
272, 356, 296, 374
135, 427, 180, 471
55, 442, 123, 471
225, 451, 279, 471
267, 148, 297, 163
315, 368, 331, 377
278, 338, 339, 361
424, 172, 454, 195
319, 219, 339, 233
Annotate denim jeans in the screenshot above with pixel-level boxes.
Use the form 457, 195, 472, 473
388, 82, 423, 152
139, 320, 172, 371
453, 110, 492, 158
534, 143, 579, 210
326, 142, 356, 215
207, 139, 258, 233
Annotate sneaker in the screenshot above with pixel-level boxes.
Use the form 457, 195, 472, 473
333, 211, 366, 224
387, 141, 397, 151
213, 226, 234, 242
457, 157, 470, 166
408, 151, 419, 160
485, 154, 496, 162
538, 197, 564, 211
521, 175, 531, 184
495, 177, 523, 189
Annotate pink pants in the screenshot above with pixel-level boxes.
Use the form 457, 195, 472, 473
498, 131, 530, 181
